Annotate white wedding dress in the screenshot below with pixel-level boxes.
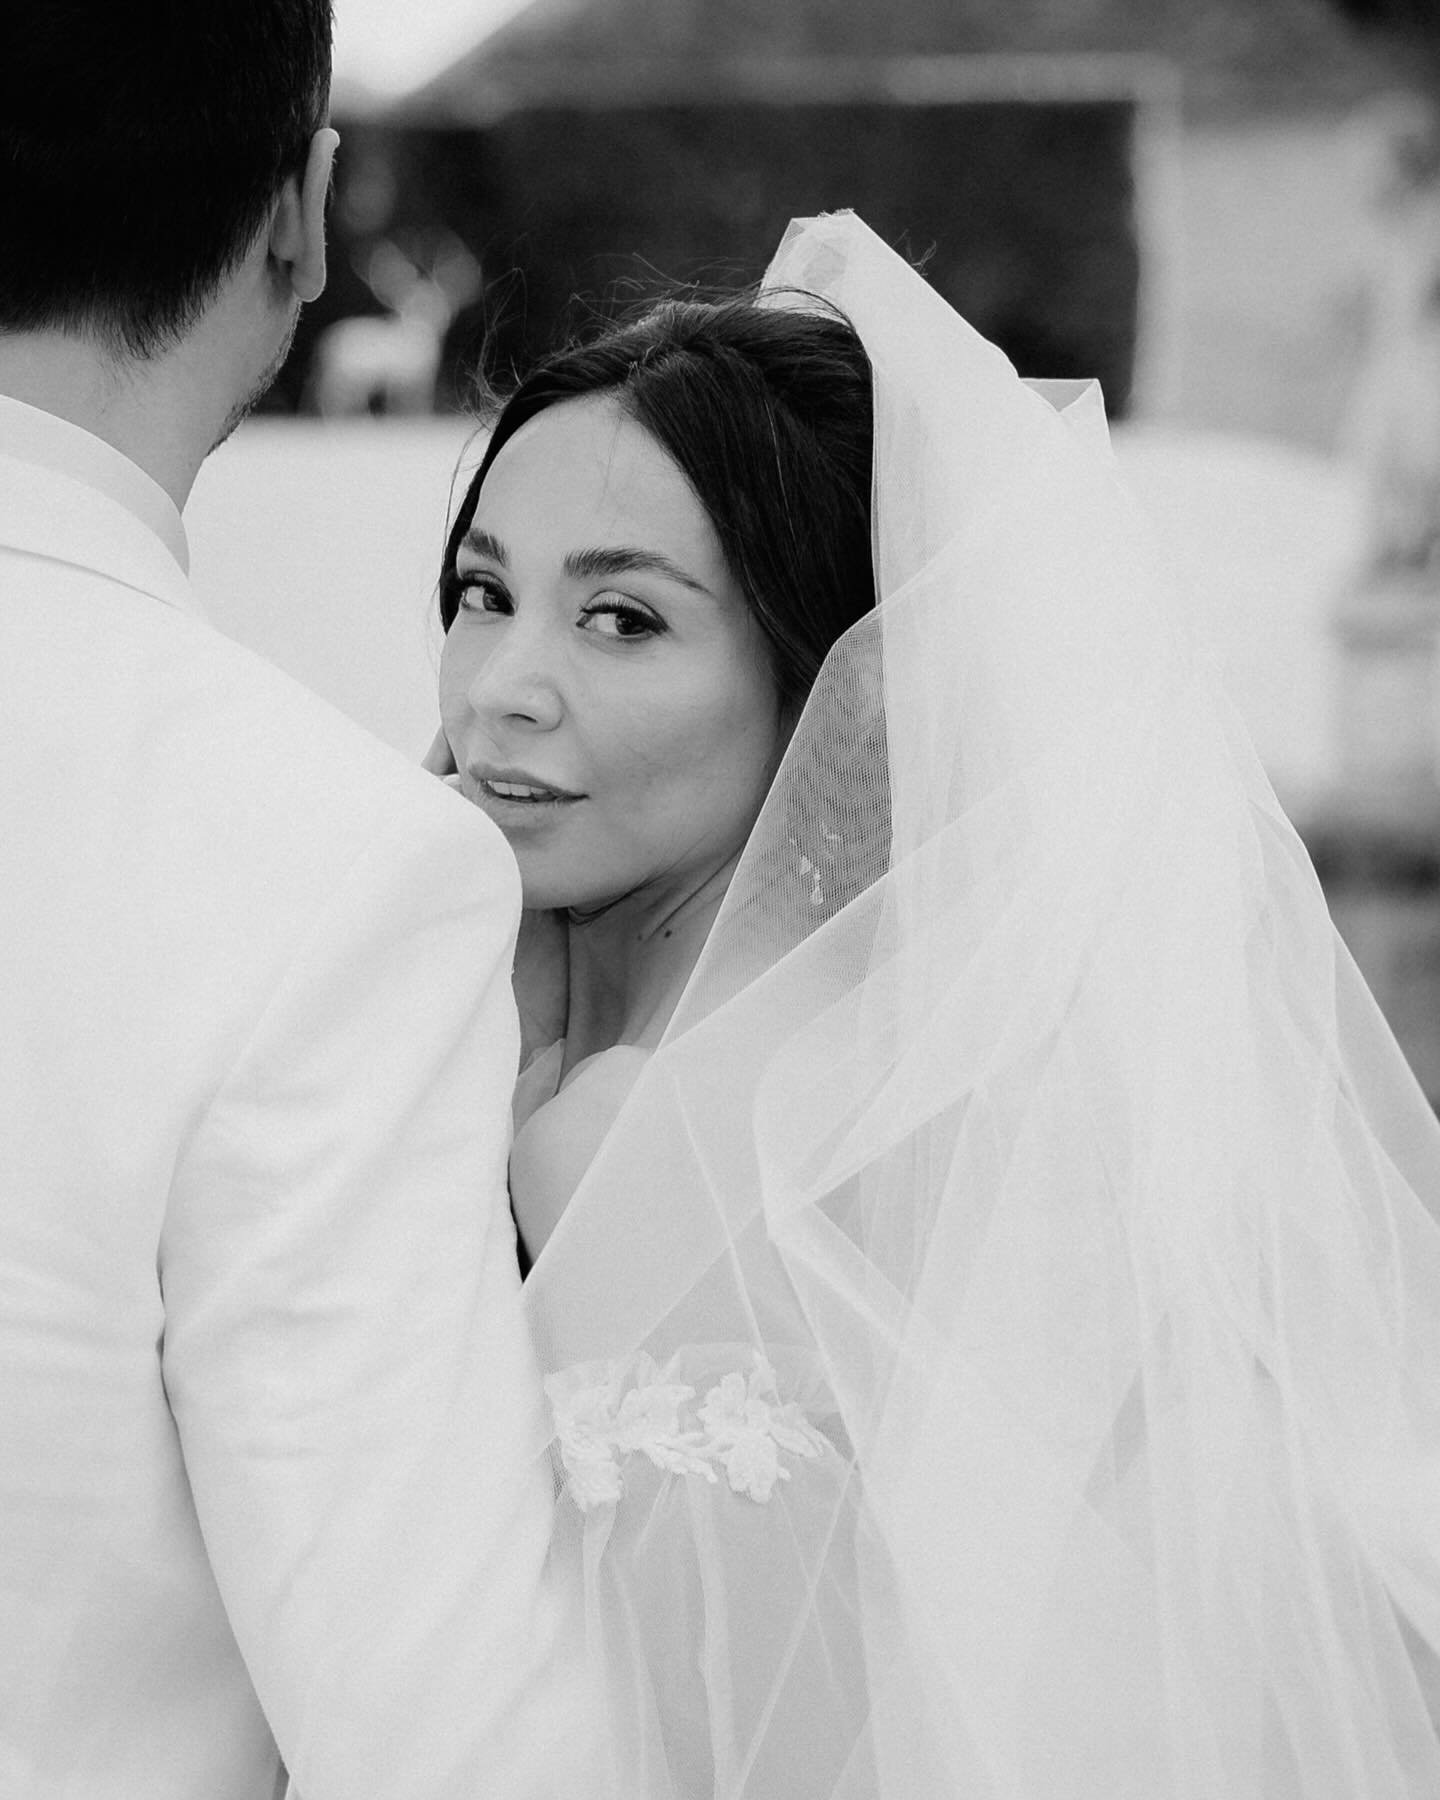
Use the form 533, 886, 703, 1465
507, 212, 1440, 1798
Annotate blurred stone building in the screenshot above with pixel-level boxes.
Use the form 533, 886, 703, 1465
304, 0, 1404, 441
411, 0, 1399, 446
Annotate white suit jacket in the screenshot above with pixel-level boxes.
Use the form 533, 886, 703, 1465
0, 401, 571, 1798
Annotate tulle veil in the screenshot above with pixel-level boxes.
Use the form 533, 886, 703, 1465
517, 211, 1440, 1797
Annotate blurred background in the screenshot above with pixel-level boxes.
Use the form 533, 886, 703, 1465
185, 0, 1440, 1102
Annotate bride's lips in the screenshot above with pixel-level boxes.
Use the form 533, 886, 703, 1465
466, 763, 584, 824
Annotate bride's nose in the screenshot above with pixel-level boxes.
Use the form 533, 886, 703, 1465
464, 621, 564, 732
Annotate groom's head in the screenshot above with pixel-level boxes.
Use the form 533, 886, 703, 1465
0, 0, 334, 385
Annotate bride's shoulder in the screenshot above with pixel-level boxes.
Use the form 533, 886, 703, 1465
510, 1045, 652, 1255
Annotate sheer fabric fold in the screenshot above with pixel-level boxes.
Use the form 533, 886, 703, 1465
520, 212, 1440, 1797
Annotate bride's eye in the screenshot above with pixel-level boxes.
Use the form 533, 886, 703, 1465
453, 572, 512, 616
580, 596, 664, 640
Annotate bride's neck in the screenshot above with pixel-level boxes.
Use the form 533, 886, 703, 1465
559, 859, 736, 1068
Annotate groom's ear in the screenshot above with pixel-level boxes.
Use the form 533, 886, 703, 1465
268, 127, 339, 306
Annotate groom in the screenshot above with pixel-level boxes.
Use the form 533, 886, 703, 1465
0, 5, 577, 1796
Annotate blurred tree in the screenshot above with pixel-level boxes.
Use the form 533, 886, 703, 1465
1322, 0, 1440, 91
1332, 0, 1432, 18
1326, 0, 1438, 39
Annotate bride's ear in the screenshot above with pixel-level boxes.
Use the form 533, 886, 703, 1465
422, 725, 459, 779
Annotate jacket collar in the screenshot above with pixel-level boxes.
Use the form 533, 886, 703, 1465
0, 395, 199, 618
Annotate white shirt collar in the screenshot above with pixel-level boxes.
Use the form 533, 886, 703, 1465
0, 393, 189, 575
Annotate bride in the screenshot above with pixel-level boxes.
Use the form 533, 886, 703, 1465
429, 212, 1440, 1797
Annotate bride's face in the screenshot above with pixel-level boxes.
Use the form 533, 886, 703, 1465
439, 395, 788, 914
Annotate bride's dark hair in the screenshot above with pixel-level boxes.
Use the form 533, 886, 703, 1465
440, 292, 876, 710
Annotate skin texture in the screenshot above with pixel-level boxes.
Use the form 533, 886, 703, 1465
438, 394, 791, 1258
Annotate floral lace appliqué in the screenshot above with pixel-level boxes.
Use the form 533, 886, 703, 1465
546, 1351, 827, 1510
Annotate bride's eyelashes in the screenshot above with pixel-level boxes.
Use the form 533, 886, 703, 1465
447, 568, 667, 641
439, 562, 491, 616
451, 572, 512, 615
578, 597, 666, 640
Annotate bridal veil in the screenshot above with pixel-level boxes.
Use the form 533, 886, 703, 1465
518, 211, 1440, 1797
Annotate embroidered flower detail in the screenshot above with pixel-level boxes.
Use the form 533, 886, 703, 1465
545, 1365, 628, 1508
612, 1369, 715, 1482
561, 1435, 626, 1509
546, 1351, 827, 1511
697, 1359, 827, 1502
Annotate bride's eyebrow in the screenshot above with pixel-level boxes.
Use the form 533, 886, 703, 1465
564, 546, 714, 597
460, 525, 507, 563
459, 527, 713, 598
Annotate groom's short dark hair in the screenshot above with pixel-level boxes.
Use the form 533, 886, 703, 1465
0, 0, 332, 359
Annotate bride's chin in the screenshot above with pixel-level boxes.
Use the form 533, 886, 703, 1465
517, 872, 622, 917
524, 891, 626, 920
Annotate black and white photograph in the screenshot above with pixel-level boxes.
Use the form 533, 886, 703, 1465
5, 1, 1440, 1795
